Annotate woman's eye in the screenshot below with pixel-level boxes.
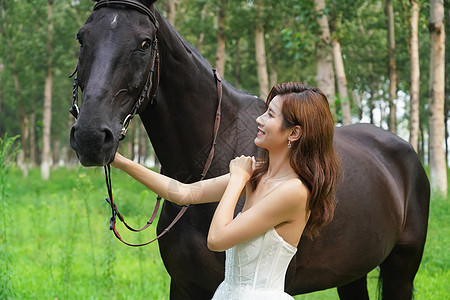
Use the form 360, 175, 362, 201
140, 40, 150, 50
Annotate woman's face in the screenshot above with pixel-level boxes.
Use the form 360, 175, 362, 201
254, 96, 291, 150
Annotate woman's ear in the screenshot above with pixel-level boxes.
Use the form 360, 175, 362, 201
289, 125, 302, 142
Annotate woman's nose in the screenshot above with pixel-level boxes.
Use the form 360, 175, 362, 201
256, 114, 263, 126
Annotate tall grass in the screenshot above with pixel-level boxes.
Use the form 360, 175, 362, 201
2, 164, 449, 299
0, 134, 20, 300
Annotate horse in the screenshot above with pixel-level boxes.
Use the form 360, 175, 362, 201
69, 1, 430, 299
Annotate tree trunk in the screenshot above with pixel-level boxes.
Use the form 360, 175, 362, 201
254, 0, 269, 100
167, 0, 176, 25
313, 0, 335, 115
66, 117, 78, 167
52, 136, 60, 167
234, 38, 241, 87
332, 38, 351, 125
268, 28, 280, 88
352, 90, 363, 121
409, 0, 420, 152
428, 0, 447, 197
196, 3, 207, 52
215, 0, 226, 76
138, 122, 147, 164
29, 110, 36, 168
41, 0, 54, 180
419, 123, 425, 162
385, 0, 398, 134
368, 71, 376, 124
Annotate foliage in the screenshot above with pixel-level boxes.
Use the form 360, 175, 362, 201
0, 0, 449, 169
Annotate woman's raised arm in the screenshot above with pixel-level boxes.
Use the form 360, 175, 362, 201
112, 153, 230, 205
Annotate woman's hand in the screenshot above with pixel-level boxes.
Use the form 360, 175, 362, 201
229, 155, 256, 182
111, 152, 128, 169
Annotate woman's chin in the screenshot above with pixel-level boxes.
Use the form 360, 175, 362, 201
254, 137, 264, 149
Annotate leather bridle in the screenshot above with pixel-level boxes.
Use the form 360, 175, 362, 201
70, 0, 223, 247
70, 0, 160, 142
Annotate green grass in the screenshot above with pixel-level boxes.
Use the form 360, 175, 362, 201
3, 167, 169, 299
1, 166, 449, 299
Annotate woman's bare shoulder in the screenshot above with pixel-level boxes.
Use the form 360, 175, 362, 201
260, 178, 309, 212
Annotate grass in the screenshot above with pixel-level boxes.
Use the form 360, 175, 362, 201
0, 165, 449, 299
3, 167, 169, 299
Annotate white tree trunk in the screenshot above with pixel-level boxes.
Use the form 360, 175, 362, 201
215, 0, 226, 76
254, 0, 269, 100
386, 0, 397, 134
409, 0, 420, 152
429, 0, 447, 197
41, 0, 54, 180
332, 38, 351, 125
313, 0, 335, 114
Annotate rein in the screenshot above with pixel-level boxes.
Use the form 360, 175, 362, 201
104, 69, 222, 246
69, 0, 224, 246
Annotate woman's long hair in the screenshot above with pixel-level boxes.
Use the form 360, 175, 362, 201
249, 83, 340, 239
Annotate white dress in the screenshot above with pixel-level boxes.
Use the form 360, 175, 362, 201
211, 227, 297, 300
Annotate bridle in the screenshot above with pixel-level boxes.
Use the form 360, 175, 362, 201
70, 0, 160, 141
70, 0, 223, 247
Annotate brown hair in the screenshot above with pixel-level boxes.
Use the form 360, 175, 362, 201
249, 83, 340, 239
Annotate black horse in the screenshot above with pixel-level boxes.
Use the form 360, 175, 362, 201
69, 1, 430, 299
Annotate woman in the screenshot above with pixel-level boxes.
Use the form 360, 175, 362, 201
112, 83, 340, 299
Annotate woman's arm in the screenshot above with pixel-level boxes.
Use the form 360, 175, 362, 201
112, 153, 230, 205
207, 156, 308, 251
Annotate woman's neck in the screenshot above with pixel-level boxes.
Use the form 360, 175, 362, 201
266, 149, 293, 178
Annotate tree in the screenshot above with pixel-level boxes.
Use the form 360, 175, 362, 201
254, 0, 269, 100
428, 0, 447, 196
332, 37, 351, 125
313, 0, 335, 114
41, 0, 54, 180
385, 0, 398, 134
215, 0, 226, 76
409, 0, 420, 151
167, 0, 176, 25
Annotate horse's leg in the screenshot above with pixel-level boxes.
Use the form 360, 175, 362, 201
169, 279, 214, 300
336, 275, 369, 300
379, 243, 423, 300
379, 169, 429, 300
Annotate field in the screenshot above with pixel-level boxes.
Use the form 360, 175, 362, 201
1, 166, 449, 299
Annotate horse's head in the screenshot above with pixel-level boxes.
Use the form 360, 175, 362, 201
70, 0, 158, 166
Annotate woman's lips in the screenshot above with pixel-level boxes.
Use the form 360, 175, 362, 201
257, 128, 265, 136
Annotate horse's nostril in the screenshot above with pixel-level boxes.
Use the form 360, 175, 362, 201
103, 127, 114, 146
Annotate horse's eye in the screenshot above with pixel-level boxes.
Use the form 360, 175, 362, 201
140, 40, 150, 51
76, 32, 83, 45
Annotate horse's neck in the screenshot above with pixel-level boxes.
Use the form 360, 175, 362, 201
140, 11, 222, 181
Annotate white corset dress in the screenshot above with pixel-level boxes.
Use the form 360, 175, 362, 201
211, 227, 297, 300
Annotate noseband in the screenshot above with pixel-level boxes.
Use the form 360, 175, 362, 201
70, 0, 160, 141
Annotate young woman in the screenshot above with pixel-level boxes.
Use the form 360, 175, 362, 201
112, 82, 340, 299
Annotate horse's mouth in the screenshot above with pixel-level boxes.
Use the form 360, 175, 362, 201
74, 151, 115, 167
70, 125, 118, 167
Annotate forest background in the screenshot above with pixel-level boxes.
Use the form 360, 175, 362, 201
0, 0, 449, 196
